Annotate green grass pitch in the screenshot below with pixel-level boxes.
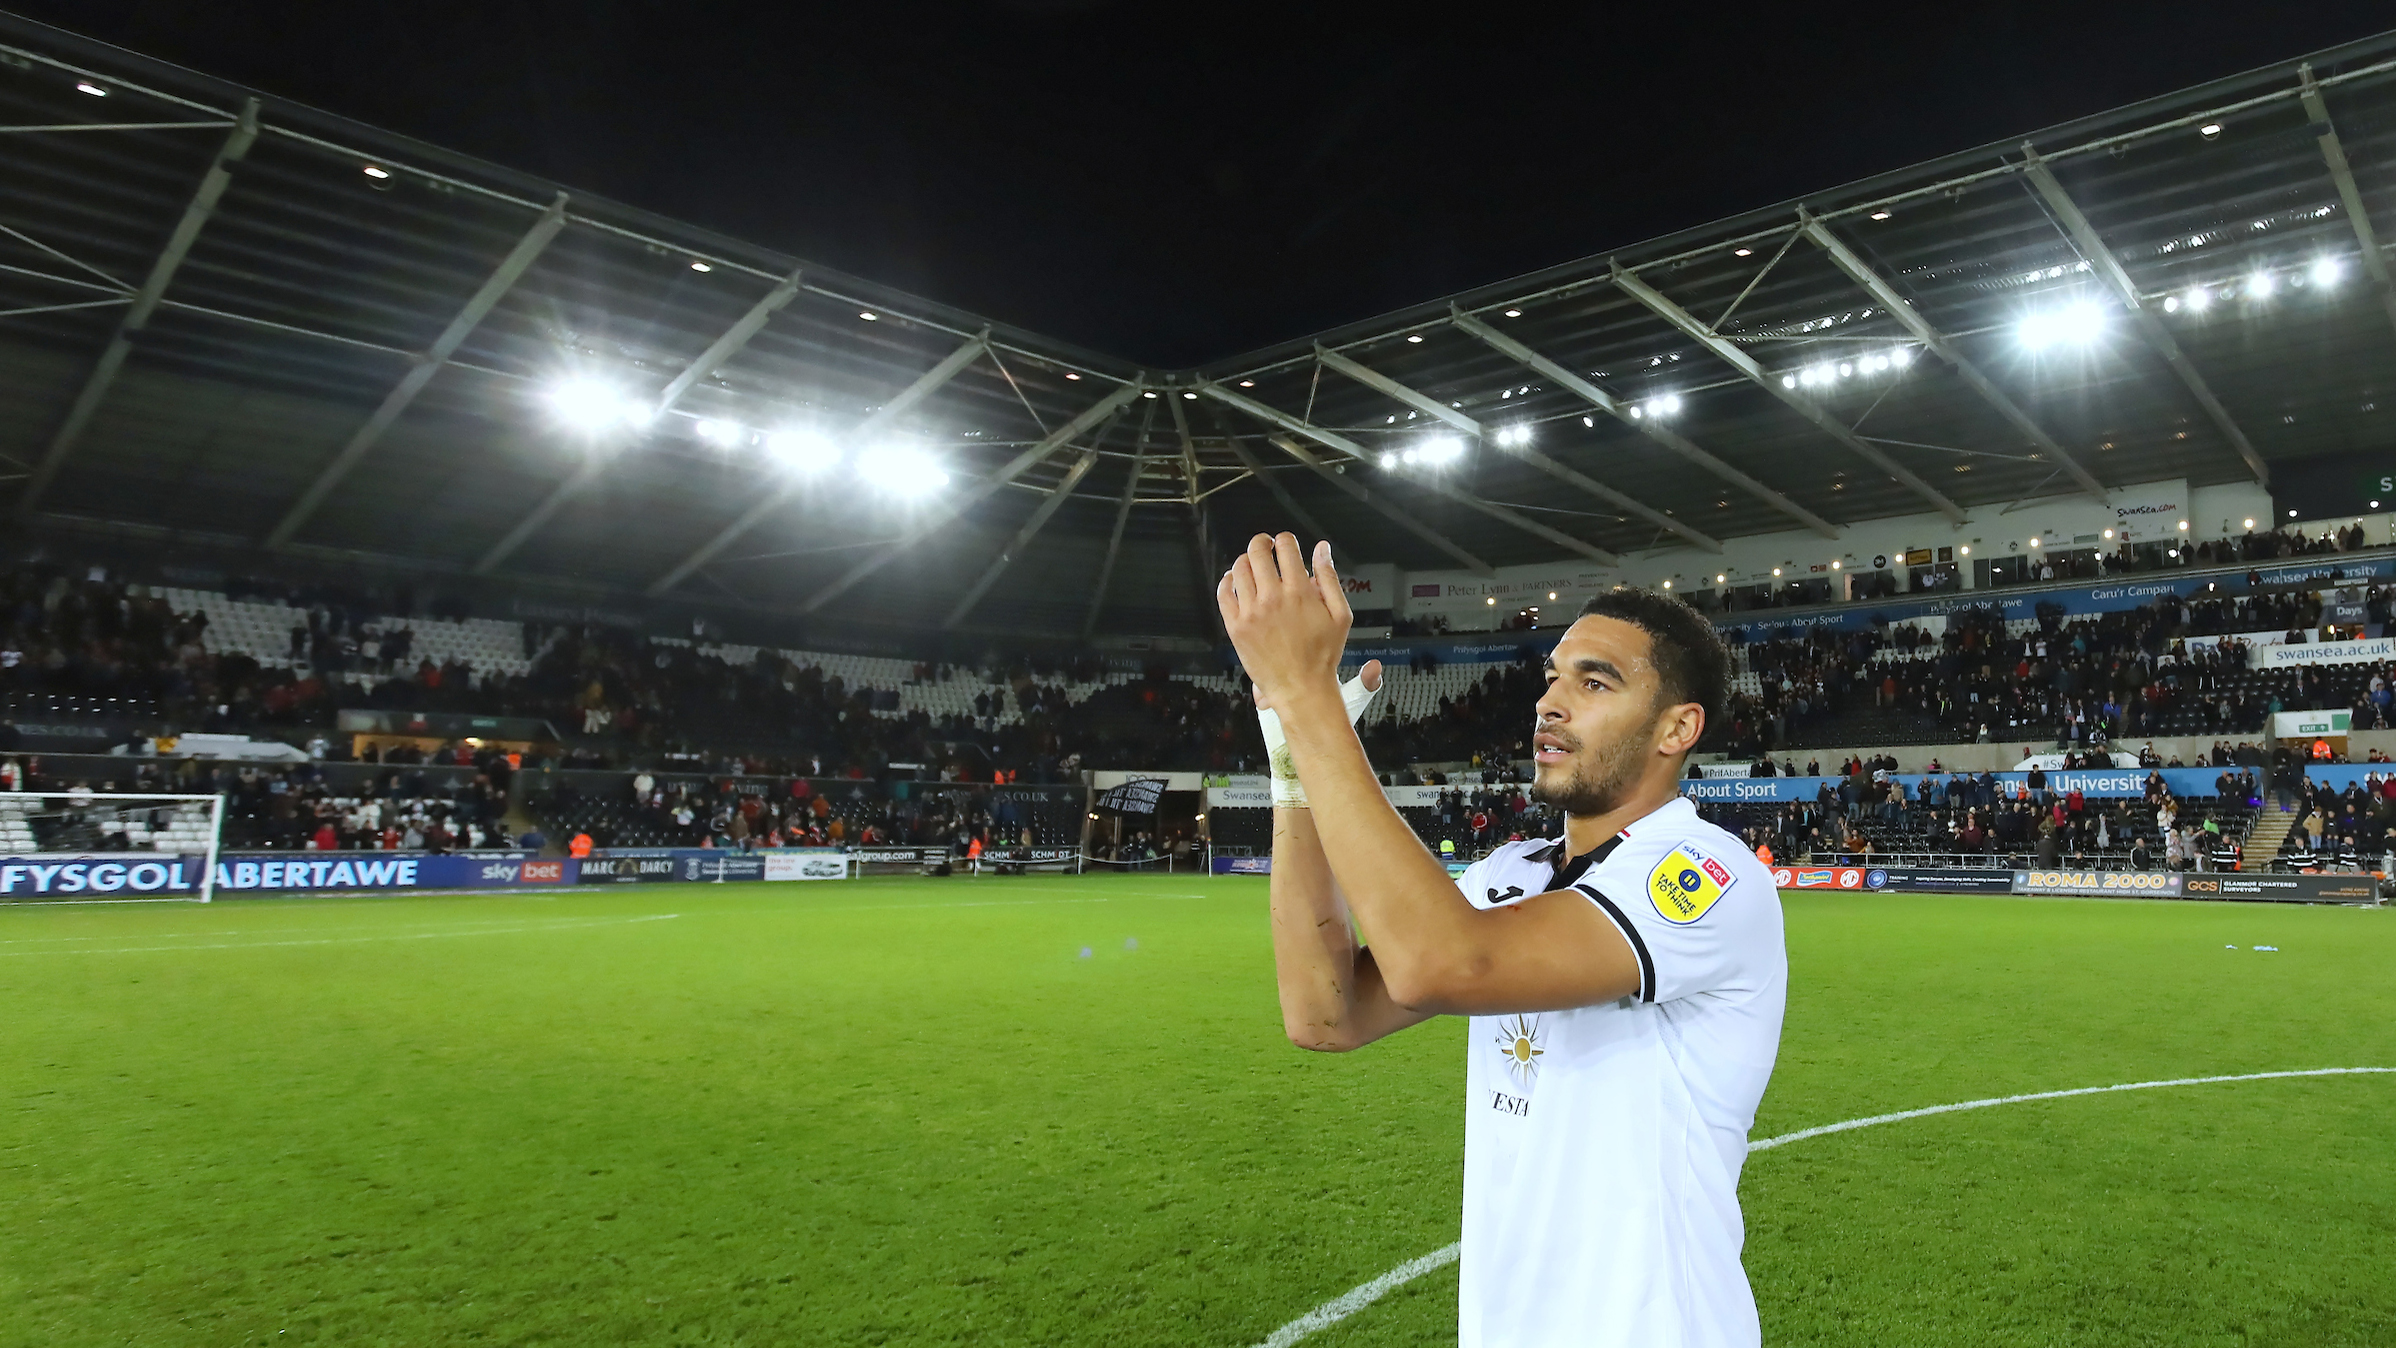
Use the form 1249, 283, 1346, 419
3, 875, 2392, 1346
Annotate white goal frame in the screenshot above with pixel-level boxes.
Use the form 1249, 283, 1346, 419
0, 792, 227, 903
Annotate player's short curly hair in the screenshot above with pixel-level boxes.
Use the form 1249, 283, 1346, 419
1576, 589, 1729, 729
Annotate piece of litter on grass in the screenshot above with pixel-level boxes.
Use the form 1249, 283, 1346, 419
2226, 944, 2238, 949
2253, 945, 2278, 952
1078, 947, 1092, 959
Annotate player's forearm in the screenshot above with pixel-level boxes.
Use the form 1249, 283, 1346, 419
1268, 806, 1368, 1049
1275, 680, 1480, 1008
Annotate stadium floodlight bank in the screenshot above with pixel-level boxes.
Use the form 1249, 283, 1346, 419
0, 793, 227, 902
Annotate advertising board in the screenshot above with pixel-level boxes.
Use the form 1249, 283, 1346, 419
1771, 866, 1868, 890
764, 852, 852, 881
1212, 856, 1272, 875
0, 851, 572, 897
1864, 867, 2017, 894
2012, 870, 2184, 897
2180, 872, 2380, 903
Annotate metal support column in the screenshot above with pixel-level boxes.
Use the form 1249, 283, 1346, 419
1317, 341, 1720, 550
270, 194, 572, 547
1082, 399, 1156, 637
2023, 147, 2269, 487
474, 265, 805, 574
2301, 64, 2396, 346
1259, 434, 1495, 575
1449, 306, 1840, 538
649, 330, 991, 596
16, 100, 259, 518
1799, 215, 2110, 504
943, 449, 1100, 628
795, 378, 1145, 614
1611, 264, 1967, 524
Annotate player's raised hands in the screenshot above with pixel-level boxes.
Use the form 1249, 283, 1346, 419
1219, 533, 1352, 706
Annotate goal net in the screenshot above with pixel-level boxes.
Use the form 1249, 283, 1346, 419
0, 793, 226, 903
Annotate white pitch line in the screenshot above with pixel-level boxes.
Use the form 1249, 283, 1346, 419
1249, 1066, 2396, 1348
0, 912, 679, 957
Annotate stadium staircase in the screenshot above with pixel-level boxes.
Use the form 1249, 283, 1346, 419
2241, 805, 2298, 862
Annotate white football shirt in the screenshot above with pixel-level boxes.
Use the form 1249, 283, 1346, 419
1453, 795, 1787, 1348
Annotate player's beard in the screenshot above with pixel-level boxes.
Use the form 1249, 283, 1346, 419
1530, 710, 1659, 818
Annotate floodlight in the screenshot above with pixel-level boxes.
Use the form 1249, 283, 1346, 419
1781, 375, 1797, 388
1869, 211, 1892, 221
1863, 355, 1887, 373
2288, 509, 2297, 517
1628, 406, 1643, 419
1065, 372, 1081, 381
2029, 537, 2041, 547
362, 165, 390, 179
1406, 334, 1424, 343
2374, 501, 2383, 509
2199, 123, 2222, 138
694, 418, 742, 447
1715, 574, 1726, 583
2184, 286, 2212, 312
542, 378, 649, 434
2310, 256, 2343, 287
765, 428, 838, 474
1418, 435, 1465, 465
1734, 248, 1753, 257
1548, 592, 1557, 600
2016, 300, 2106, 350
1958, 547, 1969, 556
1380, 452, 1398, 468
2177, 520, 2189, 531
1661, 580, 1672, 589
860, 443, 946, 495
2163, 296, 2180, 313
2247, 271, 2275, 298
1890, 347, 1913, 367
1771, 567, 1782, 576
2102, 528, 2113, 539
1181, 392, 1197, 400
1653, 394, 1682, 415
858, 311, 879, 320
2243, 518, 2255, 528
1829, 560, 1840, 569
1581, 416, 1594, 428
1237, 379, 1254, 387
688, 260, 711, 272
75, 81, 105, 97
1142, 391, 1158, 399
1503, 309, 1523, 318
1837, 362, 1854, 378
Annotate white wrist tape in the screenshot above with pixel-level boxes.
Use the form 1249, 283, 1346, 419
1259, 672, 1380, 808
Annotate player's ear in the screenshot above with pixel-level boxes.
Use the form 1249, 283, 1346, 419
1656, 702, 1705, 758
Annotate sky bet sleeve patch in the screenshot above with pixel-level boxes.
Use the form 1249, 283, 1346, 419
1647, 844, 1733, 925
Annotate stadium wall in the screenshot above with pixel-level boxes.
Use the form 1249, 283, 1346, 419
1386, 478, 2285, 626
1697, 730, 2396, 774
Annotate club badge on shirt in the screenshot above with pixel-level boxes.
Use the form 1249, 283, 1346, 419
1647, 844, 1733, 924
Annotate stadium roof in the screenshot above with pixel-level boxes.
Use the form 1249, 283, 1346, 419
5, 13, 2396, 644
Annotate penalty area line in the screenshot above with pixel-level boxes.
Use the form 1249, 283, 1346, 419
1248, 1065, 2396, 1348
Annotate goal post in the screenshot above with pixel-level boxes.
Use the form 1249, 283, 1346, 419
0, 792, 227, 903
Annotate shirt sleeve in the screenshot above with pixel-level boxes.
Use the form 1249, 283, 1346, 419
1571, 836, 1763, 1004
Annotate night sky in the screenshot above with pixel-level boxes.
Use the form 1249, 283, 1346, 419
17, 2, 2396, 365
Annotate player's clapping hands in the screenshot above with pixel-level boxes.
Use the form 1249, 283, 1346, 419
1219, 533, 1352, 708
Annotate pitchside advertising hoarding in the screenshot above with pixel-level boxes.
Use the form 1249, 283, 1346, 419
0, 852, 570, 897
0, 847, 874, 897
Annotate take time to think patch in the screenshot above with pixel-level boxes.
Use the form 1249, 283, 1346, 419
1647, 845, 1732, 924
